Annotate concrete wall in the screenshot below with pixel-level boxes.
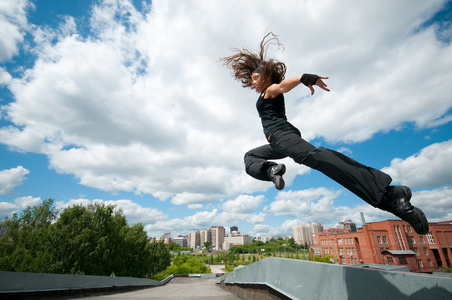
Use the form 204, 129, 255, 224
0, 271, 173, 294
218, 257, 452, 300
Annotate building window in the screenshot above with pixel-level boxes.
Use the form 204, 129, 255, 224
420, 236, 425, 244
418, 260, 423, 268
414, 248, 419, 255
399, 257, 407, 264
394, 225, 407, 250
383, 236, 388, 244
338, 238, 342, 245
340, 248, 344, 255
353, 248, 356, 255
377, 236, 382, 244
427, 233, 435, 244
380, 247, 384, 253
410, 236, 416, 244
428, 259, 433, 267
342, 258, 346, 264
351, 238, 354, 245
407, 225, 412, 233
387, 257, 394, 264
329, 240, 332, 245
424, 247, 429, 255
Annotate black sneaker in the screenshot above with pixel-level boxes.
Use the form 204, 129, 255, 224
268, 164, 286, 190
388, 186, 429, 235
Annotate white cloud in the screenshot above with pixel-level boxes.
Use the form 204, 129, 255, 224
54, 198, 167, 226
14, 196, 42, 209
145, 207, 267, 237
0, 0, 31, 62
265, 188, 342, 218
0, 201, 18, 220
222, 195, 264, 214
249, 219, 301, 237
411, 187, 452, 222
381, 139, 452, 188
0, 166, 29, 195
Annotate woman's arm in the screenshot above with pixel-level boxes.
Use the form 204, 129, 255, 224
265, 74, 330, 98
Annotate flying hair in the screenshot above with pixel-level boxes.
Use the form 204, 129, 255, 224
221, 32, 287, 89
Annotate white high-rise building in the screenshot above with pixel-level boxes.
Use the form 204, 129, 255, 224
188, 231, 200, 249
292, 222, 324, 245
210, 226, 225, 250
200, 229, 212, 248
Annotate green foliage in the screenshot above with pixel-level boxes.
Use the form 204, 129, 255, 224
229, 238, 307, 255
312, 255, 333, 263
204, 241, 211, 250
224, 264, 234, 272
166, 243, 192, 252
440, 266, 452, 273
151, 254, 211, 280
0, 199, 170, 277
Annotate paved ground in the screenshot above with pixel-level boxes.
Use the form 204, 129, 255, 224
63, 277, 239, 300
209, 264, 226, 274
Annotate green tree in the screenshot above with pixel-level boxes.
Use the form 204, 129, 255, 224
204, 241, 211, 251
0, 198, 58, 273
0, 200, 170, 277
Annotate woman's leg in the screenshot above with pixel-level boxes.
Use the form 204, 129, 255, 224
244, 144, 286, 181
270, 128, 428, 234
270, 129, 391, 207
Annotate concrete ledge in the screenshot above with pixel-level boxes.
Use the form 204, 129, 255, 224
0, 271, 173, 294
217, 257, 452, 300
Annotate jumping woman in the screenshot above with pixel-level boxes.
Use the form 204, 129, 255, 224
221, 33, 429, 235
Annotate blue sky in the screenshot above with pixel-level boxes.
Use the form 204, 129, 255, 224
1, 0, 452, 238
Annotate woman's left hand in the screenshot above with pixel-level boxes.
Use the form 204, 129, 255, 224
309, 76, 330, 95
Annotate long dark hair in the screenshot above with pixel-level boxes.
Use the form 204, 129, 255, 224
221, 32, 287, 88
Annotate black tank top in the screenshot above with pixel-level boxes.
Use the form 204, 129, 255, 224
256, 93, 296, 139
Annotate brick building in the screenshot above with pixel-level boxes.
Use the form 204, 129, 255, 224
310, 220, 452, 272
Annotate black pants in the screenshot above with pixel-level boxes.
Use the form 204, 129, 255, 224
244, 128, 392, 207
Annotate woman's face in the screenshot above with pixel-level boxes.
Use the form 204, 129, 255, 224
251, 72, 267, 92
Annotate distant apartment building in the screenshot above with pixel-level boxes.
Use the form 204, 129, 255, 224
223, 230, 253, 251
337, 220, 357, 232
310, 220, 452, 272
188, 231, 200, 249
172, 236, 187, 248
293, 222, 324, 245
200, 229, 212, 248
255, 236, 273, 243
210, 226, 225, 250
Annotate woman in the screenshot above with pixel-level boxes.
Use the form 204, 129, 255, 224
221, 33, 429, 235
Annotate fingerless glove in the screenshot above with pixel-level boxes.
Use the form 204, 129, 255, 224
300, 74, 319, 86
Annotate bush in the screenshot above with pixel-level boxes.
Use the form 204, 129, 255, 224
151, 255, 211, 280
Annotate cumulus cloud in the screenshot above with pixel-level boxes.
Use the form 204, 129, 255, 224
0, 0, 30, 62
382, 139, 452, 188
55, 198, 167, 225
222, 195, 264, 214
265, 188, 343, 219
14, 196, 42, 209
0, 166, 29, 195
0, 201, 18, 220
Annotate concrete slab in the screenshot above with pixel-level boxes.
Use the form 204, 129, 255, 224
63, 277, 240, 300
209, 264, 226, 274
